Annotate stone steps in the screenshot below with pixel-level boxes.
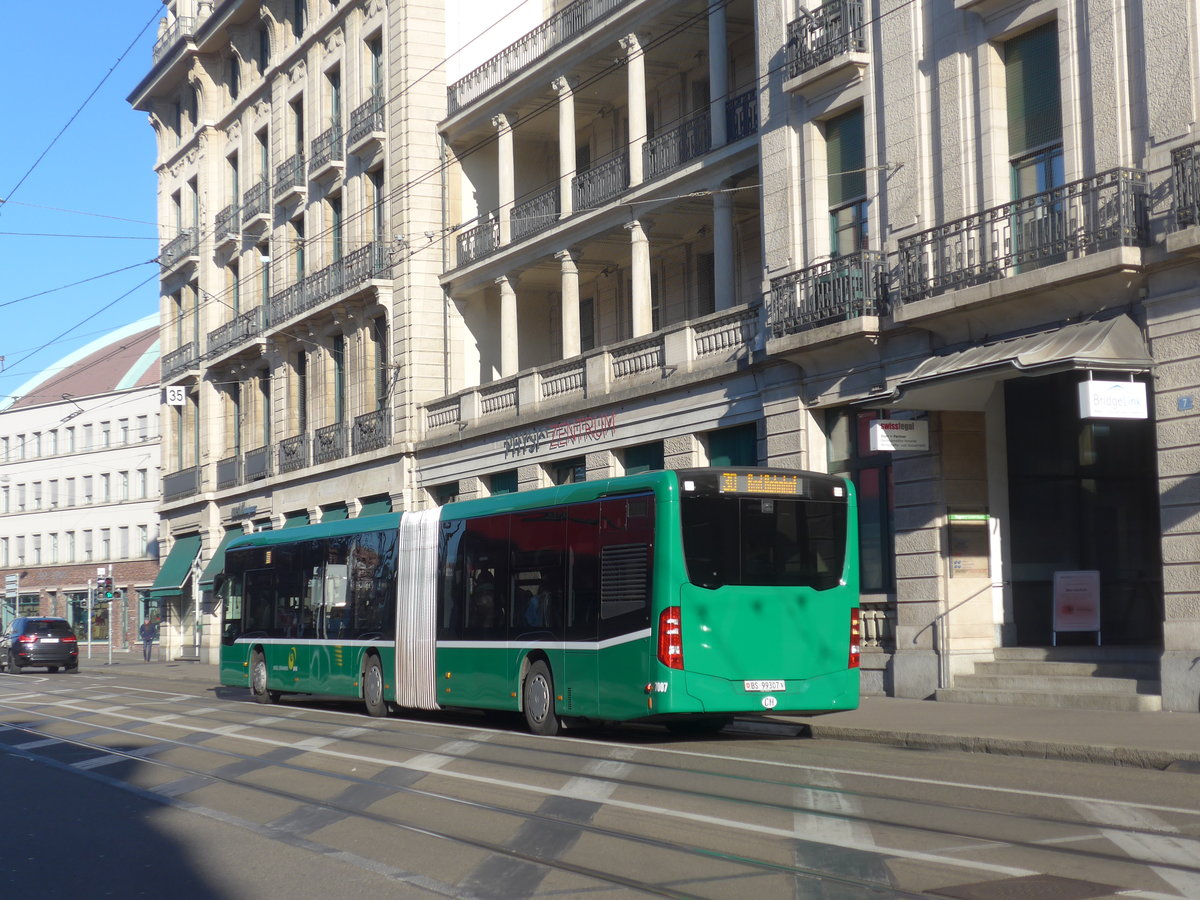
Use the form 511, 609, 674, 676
937, 647, 1162, 712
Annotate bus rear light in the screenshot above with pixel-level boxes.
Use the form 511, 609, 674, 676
849, 608, 861, 669
657, 606, 684, 670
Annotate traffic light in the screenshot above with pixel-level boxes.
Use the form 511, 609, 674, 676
97, 577, 115, 600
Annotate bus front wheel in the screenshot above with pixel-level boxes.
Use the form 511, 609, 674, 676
522, 660, 561, 736
363, 655, 388, 717
250, 651, 279, 704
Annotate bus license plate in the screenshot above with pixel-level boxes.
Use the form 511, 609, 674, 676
744, 680, 784, 692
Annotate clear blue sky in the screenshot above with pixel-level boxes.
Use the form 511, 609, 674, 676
0, 2, 163, 406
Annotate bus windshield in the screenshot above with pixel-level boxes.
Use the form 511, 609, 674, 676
681, 495, 846, 591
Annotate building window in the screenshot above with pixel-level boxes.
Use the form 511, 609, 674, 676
258, 26, 270, 75
367, 168, 385, 241
292, 216, 305, 281
827, 408, 894, 594
259, 370, 272, 445
66, 533, 75, 563
623, 441, 664, 475
297, 351, 309, 433
137, 469, 149, 498
258, 241, 271, 303
367, 35, 383, 95
489, 470, 517, 496
229, 260, 241, 313
707, 423, 758, 467
229, 54, 240, 101
101, 529, 111, 560
137, 526, 149, 557
825, 107, 867, 257
579, 297, 595, 352
292, 0, 306, 40
119, 527, 130, 560
551, 457, 586, 485
101, 473, 111, 502
326, 66, 341, 132
332, 334, 346, 424
329, 195, 343, 262
49, 534, 58, 564
120, 471, 130, 501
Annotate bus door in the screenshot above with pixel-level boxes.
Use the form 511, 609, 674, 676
562, 503, 600, 717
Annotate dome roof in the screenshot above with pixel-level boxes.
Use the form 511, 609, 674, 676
2, 314, 160, 412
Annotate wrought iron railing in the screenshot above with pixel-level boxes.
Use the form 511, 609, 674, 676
162, 342, 198, 379
313, 422, 347, 464
278, 434, 308, 474
309, 126, 344, 175
512, 186, 561, 242
455, 215, 500, 267
352, 409, 390, 453
644, 109, 711, 182
242, 180, 270, 222
163, 466, 200, 503
153, 16, 195, 63
206, 307, 264, 360
768, 250, 888, 337
348, 92, 386, 147
216, 455, 240, 490
447, 0, 632, 114
267, 241, 391, 326
215, 204, 240, 245
725, 88, 759, 142
573, 150, 629, 211
274, 152, 306, 199
1171, 142, 1200, 229
897, 168, 1149, 304
786, 0, 866, 78
244, 446, 271, 481
160, 228, 198, 268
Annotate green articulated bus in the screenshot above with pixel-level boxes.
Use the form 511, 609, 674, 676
218, 467, 860, 735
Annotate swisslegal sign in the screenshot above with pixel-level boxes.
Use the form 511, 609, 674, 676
869, 419, 930, 452
1077, 380, 1148, 419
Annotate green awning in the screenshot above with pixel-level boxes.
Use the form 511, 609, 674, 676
148, 534, 202, 599
321, 504, 348, 522
358, 495, 391, 516
198, 527, 244, 591
283, 511, 309, 528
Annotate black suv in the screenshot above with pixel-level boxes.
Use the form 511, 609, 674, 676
1, 617, 79, 673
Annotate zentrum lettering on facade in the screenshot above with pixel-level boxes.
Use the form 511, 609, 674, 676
504, 414, 618, 458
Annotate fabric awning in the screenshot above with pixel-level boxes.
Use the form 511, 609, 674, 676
870, 314, 1154, 410
358, 496, 391, 516
198, 528, 244, 591
148, 534, 202, 599
321, 504, 348, 522
283, 511, 309, 528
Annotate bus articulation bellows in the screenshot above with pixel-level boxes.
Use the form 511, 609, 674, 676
217, 467, 861, 735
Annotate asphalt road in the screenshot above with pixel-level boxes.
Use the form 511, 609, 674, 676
1, 666, 1197, 899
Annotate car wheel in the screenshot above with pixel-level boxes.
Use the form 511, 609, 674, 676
7, 651, 20, 675
363, 656, 388, 717
522, 660, 561, 736
65, 663, 78, 673
250, 650, 279, 704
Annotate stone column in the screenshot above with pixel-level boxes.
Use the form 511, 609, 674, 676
497, 275, 518, 376
493, 113, 515, 245
621, 34, 647, 186
626, 220, 653, 336
553, 77, 575, 219
557, 249, 581, 358
708, 0, 728, 147
713, 182, 735, 309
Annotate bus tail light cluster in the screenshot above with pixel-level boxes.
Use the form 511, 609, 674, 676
849, 608, 861, 669
657, 606, 684, 670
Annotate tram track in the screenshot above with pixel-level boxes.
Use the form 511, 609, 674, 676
0, 681, 1197, 897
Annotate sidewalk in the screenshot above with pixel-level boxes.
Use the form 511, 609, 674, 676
96, 656, 1200, 771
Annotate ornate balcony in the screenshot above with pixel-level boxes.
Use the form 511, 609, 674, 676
267, 241, 392, 327
725, 88, 759, 143
163, 465, 200, 503
206, 307, 264, 361
512, 186, 561, 242
214, 204, 240, 251
455, 215, 500, 268
216, 455, 240, 490
241, 180, 270, 229
572, 150, 629, 211
243, 445, 271, 482
162, 341, 198, 380
768, 251, 888, 337
447, 0, 633, 115
897, 168, 1149, 304
313, 422, 347, 464
644, 109, 711, 182
309, 126, 344, 181
152, 16, 195, 64
352, 408, 390, 454
274, 153, 307, 203
347, 92, 386, 154
786, 0, 866, 78
160, 228, 198, 270
1171, 142, 1200, 229
278, 434, 308, 474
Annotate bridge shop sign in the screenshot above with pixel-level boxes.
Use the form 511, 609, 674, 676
504, 413, 618, 458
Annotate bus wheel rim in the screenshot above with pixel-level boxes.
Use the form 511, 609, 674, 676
528, 674, 550, 723
253, 660, 267, 694
366, 665, 382, 704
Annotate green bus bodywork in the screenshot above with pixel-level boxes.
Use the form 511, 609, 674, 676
218, 468, 860, 733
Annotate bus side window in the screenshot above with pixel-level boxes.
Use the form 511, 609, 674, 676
598, 496, 653, 640
566, 502, 600, 641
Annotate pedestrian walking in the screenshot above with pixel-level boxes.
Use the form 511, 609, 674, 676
139, 619, 156, 662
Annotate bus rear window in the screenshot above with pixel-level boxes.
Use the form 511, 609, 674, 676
681, 495, 846, 590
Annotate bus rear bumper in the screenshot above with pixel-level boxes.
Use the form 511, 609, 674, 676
668, 667, 861, 716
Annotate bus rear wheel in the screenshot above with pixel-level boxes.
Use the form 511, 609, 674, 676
363, 655, 388, 717
522, 660, 561, 736
250, 651, 279, 704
